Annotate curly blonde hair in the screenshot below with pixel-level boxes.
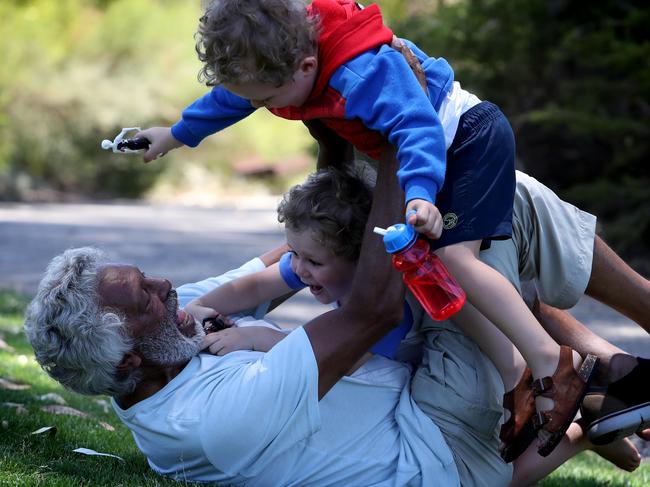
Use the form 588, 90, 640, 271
196, 0, 319, 87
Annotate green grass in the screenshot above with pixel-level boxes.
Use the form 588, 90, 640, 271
1, 289, 648, 486
0, 290, 201, 486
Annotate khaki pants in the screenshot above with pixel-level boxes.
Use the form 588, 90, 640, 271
480, 170, 597, 309
411, 171, 597, 485
412, 316, 512, 486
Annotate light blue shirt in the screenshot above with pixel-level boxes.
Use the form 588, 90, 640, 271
113, 328, 458, 486
112, 258, 459, 485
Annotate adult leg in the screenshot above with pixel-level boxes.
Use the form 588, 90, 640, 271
531, 299, 634, 385
533, 298, 650, 442
586, 236, 650, 334
509, 422, 640, 487
411, 317, 513, 486
494, 173, 649, 334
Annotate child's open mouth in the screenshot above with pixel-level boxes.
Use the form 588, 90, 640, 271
308, 284, 323, 295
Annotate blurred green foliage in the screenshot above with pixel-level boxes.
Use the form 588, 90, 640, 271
1, 0, 647, 267
0, 0, 311, 200
397, 0, 649, 271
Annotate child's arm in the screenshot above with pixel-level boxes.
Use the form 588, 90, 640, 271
201, 325, 373, 375
258, 243, 290, 267
137, 87, 256, 163
330, 46, 453, 237
201, 326, 287, 355
185, 263, 294, 323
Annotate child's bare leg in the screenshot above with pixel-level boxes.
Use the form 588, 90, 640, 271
509, 422, 640, 487
452, 302, 536, 461
450, 300, 526, 391
586, 236, 650, 334
591, 437, 641, 472
438, 241, 578, 383
509, 422, 585, 487
437, 241, 592, 451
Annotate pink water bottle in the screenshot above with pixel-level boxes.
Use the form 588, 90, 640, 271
374, 223, 466, 320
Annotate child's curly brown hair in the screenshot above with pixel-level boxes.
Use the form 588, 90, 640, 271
278, 164, 375, 262
196, 0, 319, 87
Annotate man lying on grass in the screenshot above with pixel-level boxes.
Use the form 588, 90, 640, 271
24, 152, 647, 486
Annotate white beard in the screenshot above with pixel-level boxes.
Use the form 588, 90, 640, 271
137, 290, 206, 365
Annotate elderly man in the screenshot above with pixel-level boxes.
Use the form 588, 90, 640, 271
25, 154, 647, 485
25, 151, 484, 485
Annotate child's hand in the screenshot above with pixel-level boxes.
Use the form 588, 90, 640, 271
136, 127, 183, 163
201, 327, 256, 355
184, 301, 220, 326
406, 199, 443, 239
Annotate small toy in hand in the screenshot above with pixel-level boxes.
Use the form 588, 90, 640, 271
202, 315, 228, 334
101, 127, 151, 153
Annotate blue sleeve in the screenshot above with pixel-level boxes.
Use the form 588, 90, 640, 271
369, 301, 413, 360
279, 252, 306, 290
171, 86, 257, 147
330, 46, 453, 205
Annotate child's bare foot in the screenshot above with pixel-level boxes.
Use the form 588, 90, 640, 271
591, 437, 641, 472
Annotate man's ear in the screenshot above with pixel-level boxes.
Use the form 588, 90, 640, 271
299, 56, 318, 75
117, 351, 142, 371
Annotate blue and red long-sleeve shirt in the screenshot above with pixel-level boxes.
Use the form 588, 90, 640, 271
171, 0, 455, 205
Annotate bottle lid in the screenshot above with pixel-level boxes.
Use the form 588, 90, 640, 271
382, 223, 417, 253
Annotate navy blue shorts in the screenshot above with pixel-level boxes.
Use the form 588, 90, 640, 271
430, 101, 516, 251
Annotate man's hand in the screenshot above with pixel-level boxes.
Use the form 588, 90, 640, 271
406, 199, 443, 239
136, 126, 184, 163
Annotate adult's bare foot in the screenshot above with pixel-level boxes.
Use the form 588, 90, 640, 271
638, 428, 650, 441
591, 437, 641, 472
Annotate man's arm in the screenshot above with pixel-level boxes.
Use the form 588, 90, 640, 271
303, 146, 405, 398
303, 120, 354, 170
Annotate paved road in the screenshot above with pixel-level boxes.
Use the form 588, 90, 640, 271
1, 200, 647, 355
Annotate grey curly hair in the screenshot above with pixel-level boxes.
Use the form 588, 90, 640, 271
196, 0, 319, 86
278, 165, 375, 261
24, 247, 139, 396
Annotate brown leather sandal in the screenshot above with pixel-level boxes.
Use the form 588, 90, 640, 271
532, 346, 599, 457
500, 367, 537, 463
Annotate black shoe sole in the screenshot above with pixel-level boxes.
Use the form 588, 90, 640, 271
587, 401, 650, 445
